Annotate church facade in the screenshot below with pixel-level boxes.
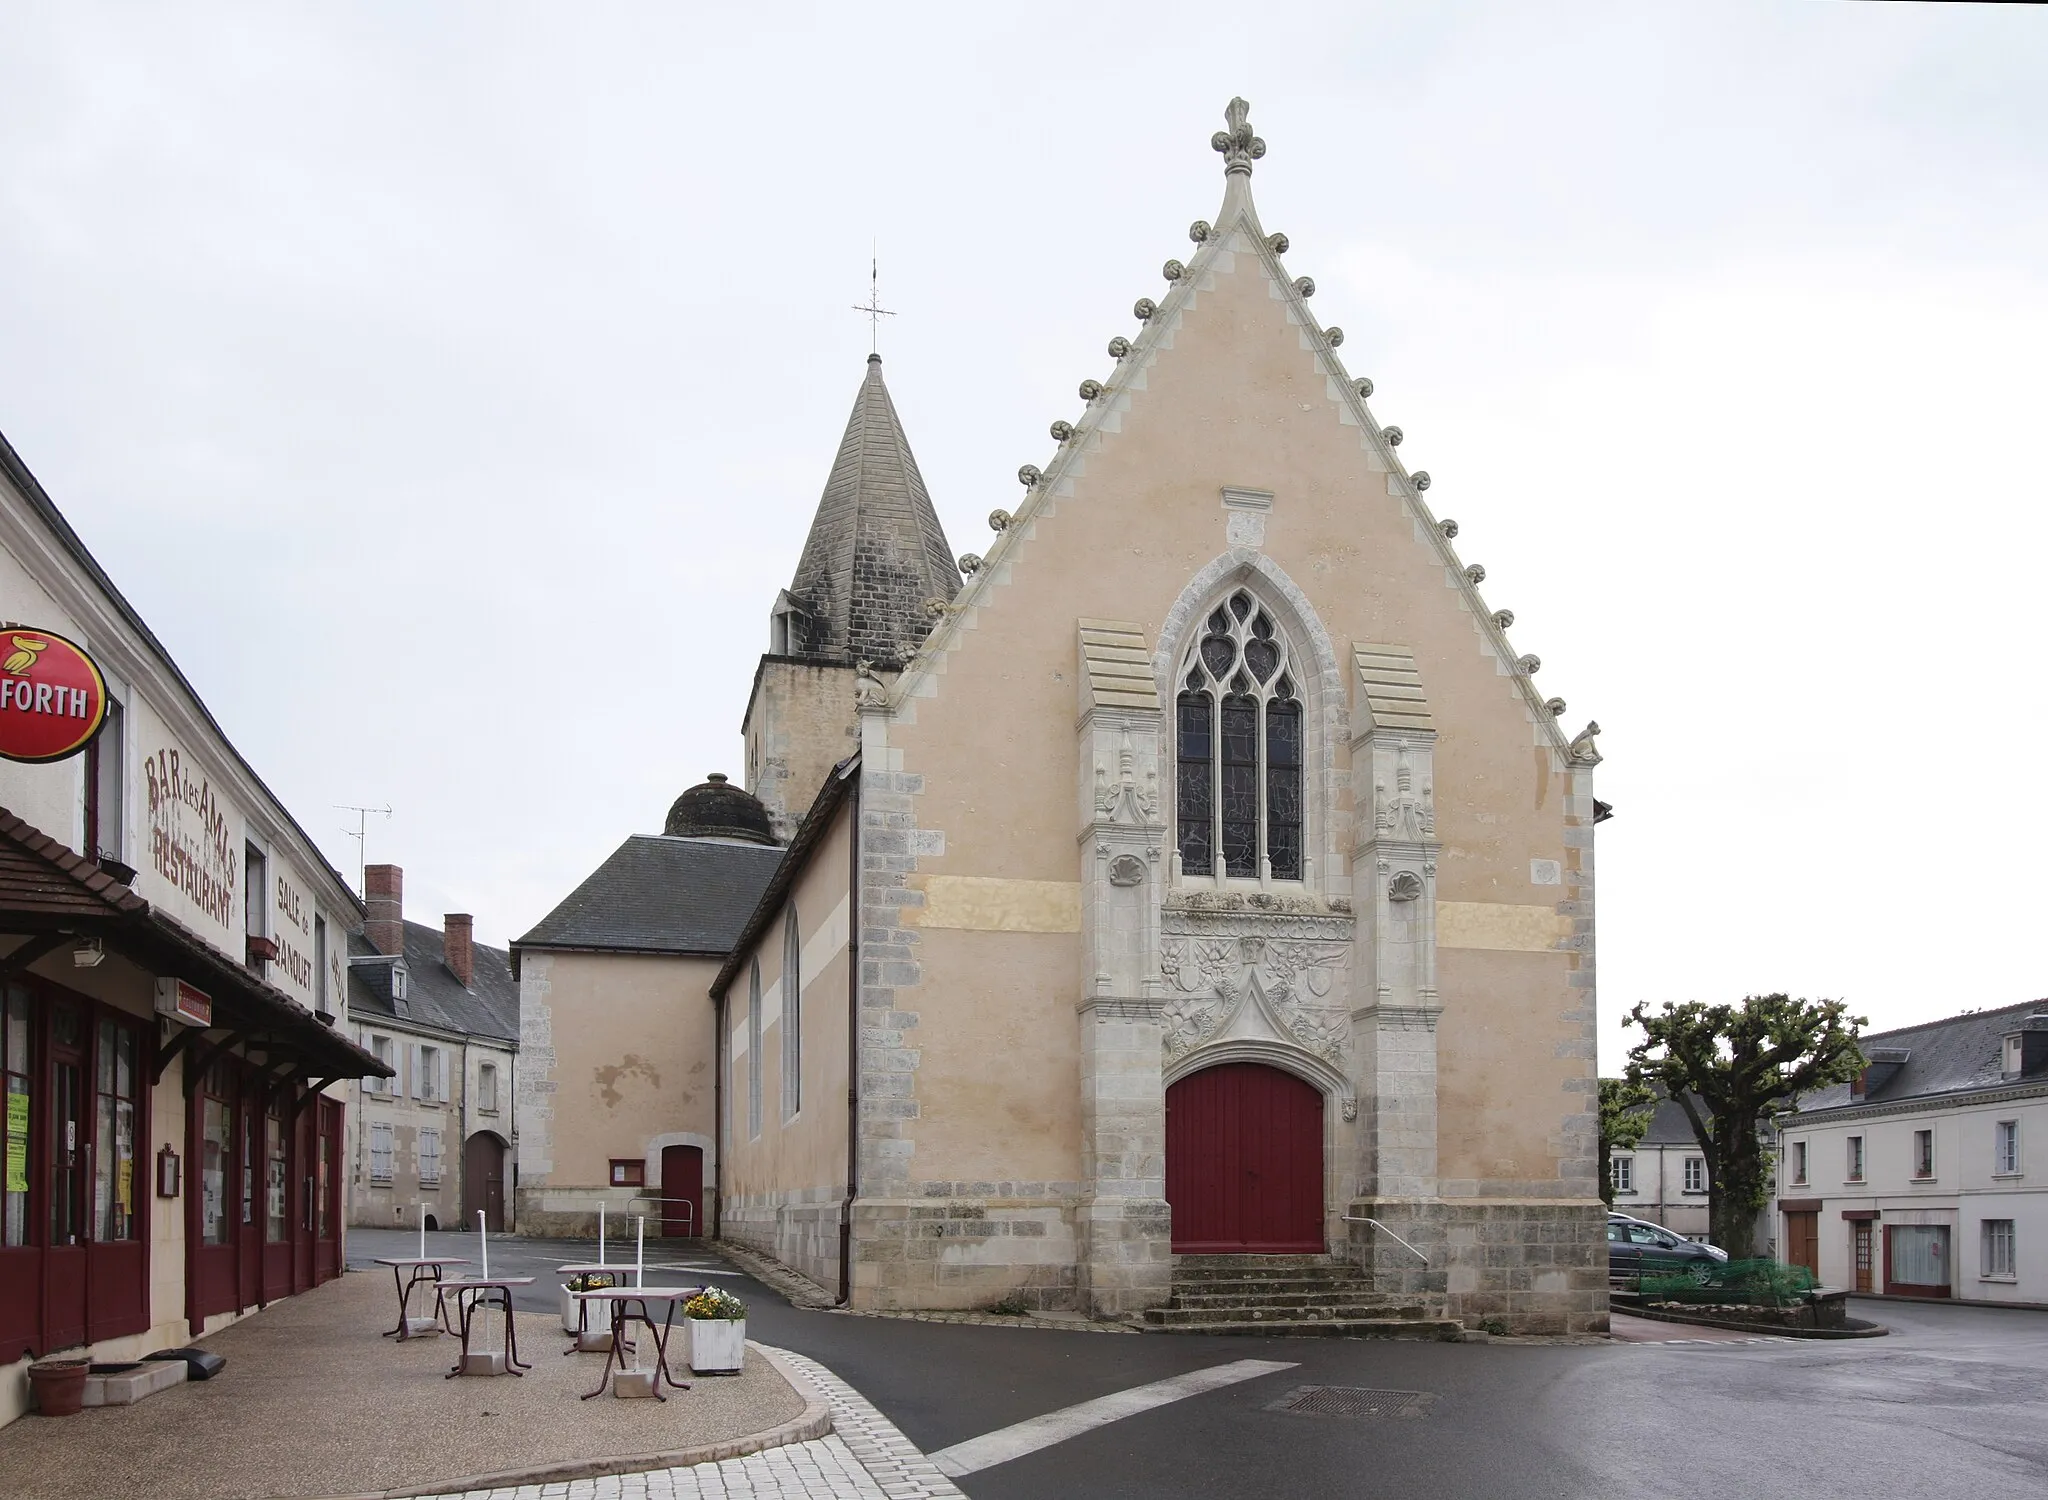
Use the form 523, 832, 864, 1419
529, 99, 1607, 1333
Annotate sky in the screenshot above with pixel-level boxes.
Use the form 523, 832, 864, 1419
2, 1, 2044, 1072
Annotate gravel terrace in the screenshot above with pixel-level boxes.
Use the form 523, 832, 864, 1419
0, 1268, 807, 1500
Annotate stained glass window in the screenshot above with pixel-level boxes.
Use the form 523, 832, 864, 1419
1173, 590, 1306, 883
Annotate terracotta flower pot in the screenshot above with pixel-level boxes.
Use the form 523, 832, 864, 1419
29, 1358, 90, 1417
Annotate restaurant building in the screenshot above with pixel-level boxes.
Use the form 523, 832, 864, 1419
0, 429, 389, 1425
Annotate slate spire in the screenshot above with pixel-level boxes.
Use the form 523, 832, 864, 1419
785, 355, 960, 668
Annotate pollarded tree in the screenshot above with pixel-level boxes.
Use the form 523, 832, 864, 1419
1624, 994, 1865, 1257
1598, 1077, 1654, 1207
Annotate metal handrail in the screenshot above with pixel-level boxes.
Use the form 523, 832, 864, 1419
625, 1195, 695, 1235
1342, 1215, 1428, 1265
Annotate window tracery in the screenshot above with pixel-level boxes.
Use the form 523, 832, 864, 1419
1175, 590, 1304, 882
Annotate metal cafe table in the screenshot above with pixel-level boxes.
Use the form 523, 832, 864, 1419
435, 1275, 538, 1377
569, 1285, 699, 1400
556, 1263, 643, 1350
372, 1256, 470, 1340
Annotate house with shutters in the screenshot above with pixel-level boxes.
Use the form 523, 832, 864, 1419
1606, 1093, 1715, 1244
347, 864, 518, 1232
521, 97, 1609, 1334
1777, 1000, 2048, 1303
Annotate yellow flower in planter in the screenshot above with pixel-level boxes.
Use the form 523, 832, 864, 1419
684, 1287, 747, 1320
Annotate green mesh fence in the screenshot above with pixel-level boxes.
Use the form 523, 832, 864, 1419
1637, 1258, 1818, 1307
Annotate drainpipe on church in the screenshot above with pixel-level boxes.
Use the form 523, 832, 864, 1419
838, 768, 861, 1305
711, 991, 724, 1241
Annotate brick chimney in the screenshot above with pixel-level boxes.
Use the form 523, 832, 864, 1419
443, 913, 474, 988
364, 864, 404, 956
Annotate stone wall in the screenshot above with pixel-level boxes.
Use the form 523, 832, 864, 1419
1348, 1198, 1607, 1334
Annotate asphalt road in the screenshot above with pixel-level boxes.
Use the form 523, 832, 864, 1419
350, 1229, 2048, 1498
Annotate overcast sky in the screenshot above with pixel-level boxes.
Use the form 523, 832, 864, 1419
4, 2, 2044, 1071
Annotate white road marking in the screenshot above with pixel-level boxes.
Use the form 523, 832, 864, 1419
927, 1357, 1299, 1478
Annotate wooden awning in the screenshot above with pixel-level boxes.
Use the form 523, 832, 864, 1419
0, 804, 392, 1083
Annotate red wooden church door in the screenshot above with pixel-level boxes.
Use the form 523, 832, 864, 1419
1166, 1063, 1324, 1254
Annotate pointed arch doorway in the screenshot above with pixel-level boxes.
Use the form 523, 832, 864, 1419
1165, 1061, 1325, 1253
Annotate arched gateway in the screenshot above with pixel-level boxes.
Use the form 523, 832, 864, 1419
1165, 1062, 1324, 1254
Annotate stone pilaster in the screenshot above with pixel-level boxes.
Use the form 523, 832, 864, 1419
1345, 645, 1446, 1299
1074, 621, 1173, 1318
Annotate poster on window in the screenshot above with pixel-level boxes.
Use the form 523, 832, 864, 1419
4, 1090, 26, 1193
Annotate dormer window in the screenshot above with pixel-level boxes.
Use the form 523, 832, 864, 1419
1175, 591, 1303, 883
2005, 1035, 2023, 1077
392, 963, 408, 1002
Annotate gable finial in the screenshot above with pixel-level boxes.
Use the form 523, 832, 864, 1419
1212, 97, 1266, 176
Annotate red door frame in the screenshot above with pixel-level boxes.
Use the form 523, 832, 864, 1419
0, 977, 153, 1364
1166, 1062, 1325, 1254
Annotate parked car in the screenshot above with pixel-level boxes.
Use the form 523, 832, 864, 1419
1607, 1217, 1727, 1281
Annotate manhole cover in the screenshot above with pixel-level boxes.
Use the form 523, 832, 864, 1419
1266, 1385, 1431, 1419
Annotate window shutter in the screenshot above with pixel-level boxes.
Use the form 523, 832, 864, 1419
410, 1044, 422, 1099
438, 1049, 450, 1105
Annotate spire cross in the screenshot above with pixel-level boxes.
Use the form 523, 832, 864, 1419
852, 252, 896, 354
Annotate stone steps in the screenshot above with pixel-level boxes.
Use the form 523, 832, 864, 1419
1163, 1282, 1376, 1304
1147, 1316, 1464, 1340
1144, 1254, 1446, 1339
1144, 1303, 1426, 1327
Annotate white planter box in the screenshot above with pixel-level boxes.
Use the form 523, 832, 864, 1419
559, 1285, 580, 1334
687, 1318, 746, 1374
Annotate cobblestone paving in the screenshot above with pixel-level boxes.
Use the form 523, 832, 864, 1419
425, 1346, 965, 1500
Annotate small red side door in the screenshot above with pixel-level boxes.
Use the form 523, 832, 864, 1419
660, 1145, 702, 1238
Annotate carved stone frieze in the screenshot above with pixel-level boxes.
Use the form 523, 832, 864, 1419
1156, 914, 1354, 1070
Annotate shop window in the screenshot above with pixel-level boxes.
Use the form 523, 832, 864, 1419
477, 1062, 498, 1115
1890, 1223, 1949, 1287
3, 985, 30, 1247
609, 1159, 644, 1188
419, 1126, 442, 1187
265, 1094, 288, 1241
1683, 1156, 1705, 1194
1982, 1219, 2016, 1279
368, 1122, 394, 1184
94, 1018, 139, 1242
1610, 1155, 1634, 1195
1914, 1129, 1935, 1179
200, 1063, 233, 1244
49, 1002, 86, 1247
1847, 1135, 1865, 1183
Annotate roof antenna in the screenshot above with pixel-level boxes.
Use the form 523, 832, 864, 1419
852, 242, 895, 356
335, 803, 392, 896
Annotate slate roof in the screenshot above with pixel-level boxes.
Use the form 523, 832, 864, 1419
784, 355, 961, 669
515, 836, 783, 961
348, 919, 519, 1045
1791, 998, 2048, 1115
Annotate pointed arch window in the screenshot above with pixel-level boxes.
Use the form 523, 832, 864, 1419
1175, 590, 1304, 881
781, 907, 802, 1121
